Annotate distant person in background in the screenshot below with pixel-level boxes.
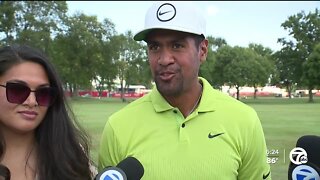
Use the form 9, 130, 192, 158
99, 1, 271, 179
0, 45, 96, 180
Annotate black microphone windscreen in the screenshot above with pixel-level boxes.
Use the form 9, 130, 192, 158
288, 135, 320, 180
296, 135, 320, 166
117, 157, 144, 180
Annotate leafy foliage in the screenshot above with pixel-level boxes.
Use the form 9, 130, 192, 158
277, 8, 320, 101
1, 2, 319, 101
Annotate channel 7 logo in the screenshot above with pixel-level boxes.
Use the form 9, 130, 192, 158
290, 147, 308, 165
289, 147, 320, 180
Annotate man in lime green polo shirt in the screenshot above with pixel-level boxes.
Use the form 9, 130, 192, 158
98, 1, 271, 179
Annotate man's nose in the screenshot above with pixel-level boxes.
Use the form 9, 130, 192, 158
158, 48, 174, 66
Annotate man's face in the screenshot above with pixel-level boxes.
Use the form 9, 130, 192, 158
146, 29, 208, 97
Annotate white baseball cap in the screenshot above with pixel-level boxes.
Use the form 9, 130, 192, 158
133, 1, 206, 41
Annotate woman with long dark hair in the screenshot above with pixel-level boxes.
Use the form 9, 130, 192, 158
0, 45, 95, 180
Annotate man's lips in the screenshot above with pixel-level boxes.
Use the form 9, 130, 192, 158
158, 71, 175, 81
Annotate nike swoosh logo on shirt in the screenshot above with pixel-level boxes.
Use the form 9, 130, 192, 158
208, 132, 224, 139
263, 170, 270, 179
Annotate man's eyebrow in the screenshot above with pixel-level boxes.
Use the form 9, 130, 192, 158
146, 40, 158, 44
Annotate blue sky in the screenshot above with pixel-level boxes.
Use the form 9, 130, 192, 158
67, 1, 319, 51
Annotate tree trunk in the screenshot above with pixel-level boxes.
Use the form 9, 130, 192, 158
308, 88, 314, 103
286, 84, 292, 99
236, 86, 240, 100
98, 84, 103, 98
68, 85, 73, 97
254, 85, 257, 99
72, 84, 78, 97
120, 78, 126, 102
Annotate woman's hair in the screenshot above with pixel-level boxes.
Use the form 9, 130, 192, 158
0, 45, 92, 180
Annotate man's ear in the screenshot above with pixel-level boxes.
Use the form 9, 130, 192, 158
199, 39, 208, 63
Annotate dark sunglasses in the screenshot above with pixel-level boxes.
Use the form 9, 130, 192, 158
0, 82, 56, 106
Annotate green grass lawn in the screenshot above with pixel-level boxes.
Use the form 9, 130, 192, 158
70, 96, 320, 180
242, 97, 320, 180
69, 97, 127, 163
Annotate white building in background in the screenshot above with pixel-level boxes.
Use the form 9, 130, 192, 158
221, 85, 286, 97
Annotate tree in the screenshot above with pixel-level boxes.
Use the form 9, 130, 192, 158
199, 36, 227, 86
16, 2, 67, 54
0, 1, 18, 45
52, 13, 105, 96
278, 8, 320, 101
273, 46, 299, 98
248, 43, 275, 99
93, 18, 118, 97
111, 31, 149, 102
248, 43, 273, 57
214, 46, 252, 99
213, 45, 273, 100
0, 1, 68, 51
302, 43, 320, 102
122, 31, 149, 88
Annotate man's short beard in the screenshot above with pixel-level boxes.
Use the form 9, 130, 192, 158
155, 77, 184, 97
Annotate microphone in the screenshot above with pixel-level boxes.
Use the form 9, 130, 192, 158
288, 135, 320, 180
95, 157, 144, 180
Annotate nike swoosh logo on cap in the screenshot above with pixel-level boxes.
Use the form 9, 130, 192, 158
208, 132, 224, 139
159, 10, 171, 16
